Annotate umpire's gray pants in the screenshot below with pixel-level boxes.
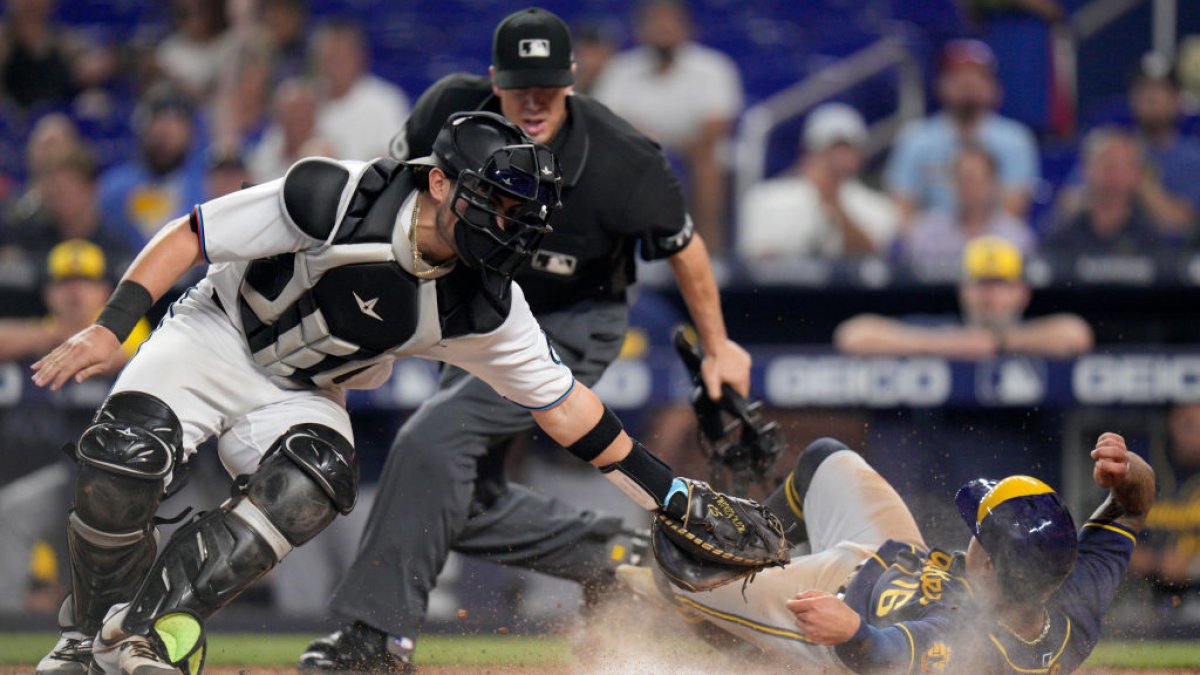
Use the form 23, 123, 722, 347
329, 301, 629, 638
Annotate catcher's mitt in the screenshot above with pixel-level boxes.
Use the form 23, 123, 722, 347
655, 478, 788, 590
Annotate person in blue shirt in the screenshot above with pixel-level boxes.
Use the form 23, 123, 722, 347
886, 40, 1040, 228
621, 432, 1153, 674
97, 84, 206, 243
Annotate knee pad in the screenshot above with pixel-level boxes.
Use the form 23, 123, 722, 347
764, 437, 850, 539
66, 392, 181, 632
792, 437, 850, 498
74, 391, 182, 532
120, 424, 357, 634
244, 423, 357, 546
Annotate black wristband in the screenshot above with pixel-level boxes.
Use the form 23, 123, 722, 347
95, 281, 153, 343
566, 406, 622, 462
599, 440, 676, 509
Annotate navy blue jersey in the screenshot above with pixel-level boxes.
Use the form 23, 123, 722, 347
834, 519, 1137, 673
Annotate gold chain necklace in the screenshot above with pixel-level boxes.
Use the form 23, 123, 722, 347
409, 195, 443, 279
997, 609, 1050, 645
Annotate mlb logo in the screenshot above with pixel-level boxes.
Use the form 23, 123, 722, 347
519, 39, 551, 58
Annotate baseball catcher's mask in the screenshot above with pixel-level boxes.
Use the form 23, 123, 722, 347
955, 475, 1078, 597
413, 111, 563, 298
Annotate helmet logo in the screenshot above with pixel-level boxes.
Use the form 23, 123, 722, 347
519, 39, 551, 58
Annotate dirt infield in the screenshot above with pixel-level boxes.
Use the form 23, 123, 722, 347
2, 665, 1198, 674
173, 668, 1200, 674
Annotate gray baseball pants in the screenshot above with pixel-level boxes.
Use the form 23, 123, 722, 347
328, 301, 630, 638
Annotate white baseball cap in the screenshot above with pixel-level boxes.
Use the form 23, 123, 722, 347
804, 103, 868, 152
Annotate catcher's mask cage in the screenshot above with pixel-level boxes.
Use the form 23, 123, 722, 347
424, 112, 563, 306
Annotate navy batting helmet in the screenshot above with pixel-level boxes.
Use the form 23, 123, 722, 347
956, 475, 1078, 597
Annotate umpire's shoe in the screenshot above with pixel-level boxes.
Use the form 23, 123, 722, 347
298, 622, 414, 674
37, 598, 93, 675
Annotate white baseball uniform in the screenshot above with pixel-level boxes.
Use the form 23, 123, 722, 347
112, 158, 574, 483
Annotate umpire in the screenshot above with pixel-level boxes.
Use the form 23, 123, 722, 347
301, 7, 750, 673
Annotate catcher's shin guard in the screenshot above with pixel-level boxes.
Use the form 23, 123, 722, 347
67, 391, 181, 634
762, 437, 849, 544
121, 424, 357, 635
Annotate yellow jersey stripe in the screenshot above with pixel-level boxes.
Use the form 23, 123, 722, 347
1083, 522, 1138, 545
672, 596, 815, 643
895, 622, 916, 674
784, 474, 804, 520
987, 634, 1049, 673
986, 617, 1070, 674
1052, 618, 1071, 664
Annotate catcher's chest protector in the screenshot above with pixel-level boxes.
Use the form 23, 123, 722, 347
236, 159, 507, 388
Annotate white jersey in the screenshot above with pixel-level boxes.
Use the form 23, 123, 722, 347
187, 157, 574, 410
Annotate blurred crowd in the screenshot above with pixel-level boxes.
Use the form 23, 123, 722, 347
0, 0, 1197, 631
2, 0, 1200, 288
0, 0, 408, 292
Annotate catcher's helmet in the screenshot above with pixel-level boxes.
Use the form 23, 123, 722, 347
408, 111, 563, 296
955, 475, 1078, 597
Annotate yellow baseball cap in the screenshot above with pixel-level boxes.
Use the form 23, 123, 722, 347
47, 239, 107, 282
962, 236, 1022, 282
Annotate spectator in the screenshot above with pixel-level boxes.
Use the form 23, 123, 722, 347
0, 240, 151, 615
738, 103, 896, 261
886, 39, 1039, 226
593, 0, 742, 253
210, 42, 272, 153
261, 0, 309, 85
1060, 53, 1200, 236
0, 0, 76, 110
1179, 36, 1200, 104
3, 148, 142, 266
97, 84, 206, 241
572, 22, 618, 95
204, 144, 250, 199
2, 112, 82, 215
312, 21, 409, 161
247, 77, 335, 182
1045, 128, 1169, 255
1127, 54, 1200, 235
1130, 403, 1200, 612
155, 0, 234, 101
0, 240, 148, 365
904, 145, 1036, 279
835, 236, 1092, 359
23, 112, 81, 180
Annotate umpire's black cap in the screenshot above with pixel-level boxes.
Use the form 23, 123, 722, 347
492, 8, 574, 90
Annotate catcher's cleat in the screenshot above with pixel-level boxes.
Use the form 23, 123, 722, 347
91, 605, 207, 675
37, 632, 94, 675
298, 622, 414, 674
40, 598, 95, 675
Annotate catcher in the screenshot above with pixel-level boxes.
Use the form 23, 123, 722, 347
31, 111, 785, 675
626, 430, 1154, 673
